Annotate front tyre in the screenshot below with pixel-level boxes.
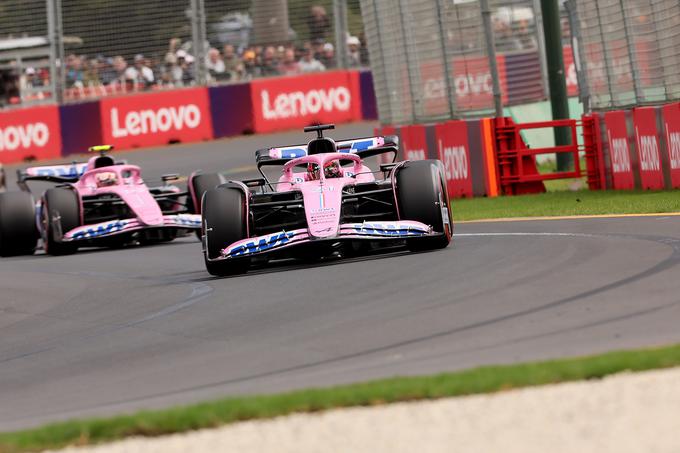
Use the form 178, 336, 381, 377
396, 160, 452, 251
42, 188, 80, 256
0, 192, 38, 256
202, 186, 250, 276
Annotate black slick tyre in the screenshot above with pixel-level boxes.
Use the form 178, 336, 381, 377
190, 173, 226, 214
42, 188, 80, 256
0, 192, 38, 256
202, 186, 249, 276
396, 159, 452, 251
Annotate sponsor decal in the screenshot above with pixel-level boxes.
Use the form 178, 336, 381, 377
171, 214, 201, 227
439, 140, 468, 180
29, 163, 88, 178
69, 220, 128, 240
352, 222, 429, 236
610, 137, 631, 173
111, 104, 201, 138
638, 134, 660, 172
406, 149, 426, 161
0, 123, 49, 152
261, 87, 351, 120
226, 231, 295, 257
668, 131, 680, 170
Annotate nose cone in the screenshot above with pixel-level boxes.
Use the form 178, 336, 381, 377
302, 182, 343, 238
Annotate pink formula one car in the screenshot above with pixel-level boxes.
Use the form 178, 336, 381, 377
194, 124, 453, 276
0, 145, 200, 256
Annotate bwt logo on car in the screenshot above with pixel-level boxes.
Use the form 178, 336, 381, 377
110, 105, 201, 137
668, 131, 680, 169
354, 223, 427, 236
439, 140, 468, 180
261, 87, 351, 120
0, 123, 50, 151
610, 137, 631, 173
638, 135, 660, 172
70, 220, 128, 240
227, 231, 295, 257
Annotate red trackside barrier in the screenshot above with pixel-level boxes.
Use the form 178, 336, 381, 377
494, 117, 584, 195
582, 113, 606, 190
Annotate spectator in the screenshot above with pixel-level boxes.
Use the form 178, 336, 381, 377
308, 6, 330, 42
312, 38, 325, 60
319, 43, 336, 69
111, 56, 128, 86
222, 44, 240, 79
298, 47, 325, 73
205, 47, 227, 82
65, 54, 84, 88
347, 36, 362, 68
260, 46, 280, 77
124, 54, 154, 88
83, 59, 102, 86
99, 56, 117, 85
242, 50, 261, 79
278, 48, 300, 76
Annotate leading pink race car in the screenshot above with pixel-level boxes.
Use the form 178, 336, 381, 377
194, 124, 453, 276
0, 145, 201, 256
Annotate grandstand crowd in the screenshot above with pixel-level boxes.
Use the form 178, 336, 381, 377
3, 34, 369, 105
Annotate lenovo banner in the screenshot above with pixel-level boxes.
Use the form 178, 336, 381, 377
603, 110, 634, 190
0, 105, 61, 164
99, 88, 213, 149
662, 102, 680, 188
250, 71, 362, 133
434, 121, 473, 198
400, 125, 428, 162
632, 107, 664, 190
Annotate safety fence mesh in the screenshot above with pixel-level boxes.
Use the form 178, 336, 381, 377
360, 0, 549, 124
570, 0, 680, 110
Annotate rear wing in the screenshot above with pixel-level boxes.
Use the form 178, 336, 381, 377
255, 135, 399, 168
17, 163, 89, 190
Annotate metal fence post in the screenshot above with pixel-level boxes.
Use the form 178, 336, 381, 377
480, 0, 503, 118
333, 0, 349, 69
191, 0, 207, 85
397, 0, 418, 122
47, 0, 64, 104
533, 0, 550, 98
619, 0, 643, 104
565, 0, 590, 112
593, 1, 616, 107
434, 0, 456, 118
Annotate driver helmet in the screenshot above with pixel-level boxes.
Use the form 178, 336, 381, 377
307, 162, 321, 181
324, 160, 342, 179
95, 171, 118, 187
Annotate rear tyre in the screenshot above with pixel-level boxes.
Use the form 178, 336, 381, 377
42, 188, 80, 256
396, 160, 452, 251
0, 192, 38, 256
202, 186, 250, 276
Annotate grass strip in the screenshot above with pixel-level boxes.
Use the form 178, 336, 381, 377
453, 189, 680, 221
2, 343, 680, 452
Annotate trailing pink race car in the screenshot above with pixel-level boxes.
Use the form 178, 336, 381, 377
0, 145, 200, 256
192, 124, 453, 276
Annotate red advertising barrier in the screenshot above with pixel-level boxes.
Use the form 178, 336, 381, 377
399, 125, 428, 162
603, 111, 634, 190
632, 107, 664, 190
250, 70, 362, 133
661, 102, 680, 188
434, 121, 473, 198
0, 105, 61, 164
99, 87, 213, 149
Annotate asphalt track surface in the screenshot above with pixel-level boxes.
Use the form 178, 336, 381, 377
3, 122, 680, 431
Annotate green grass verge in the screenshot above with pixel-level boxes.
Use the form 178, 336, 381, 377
453, 189, 680, 221
2, 344, 680, 452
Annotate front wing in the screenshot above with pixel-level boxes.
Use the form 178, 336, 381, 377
207, 220, 437, 262
62, 214, 201, 242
